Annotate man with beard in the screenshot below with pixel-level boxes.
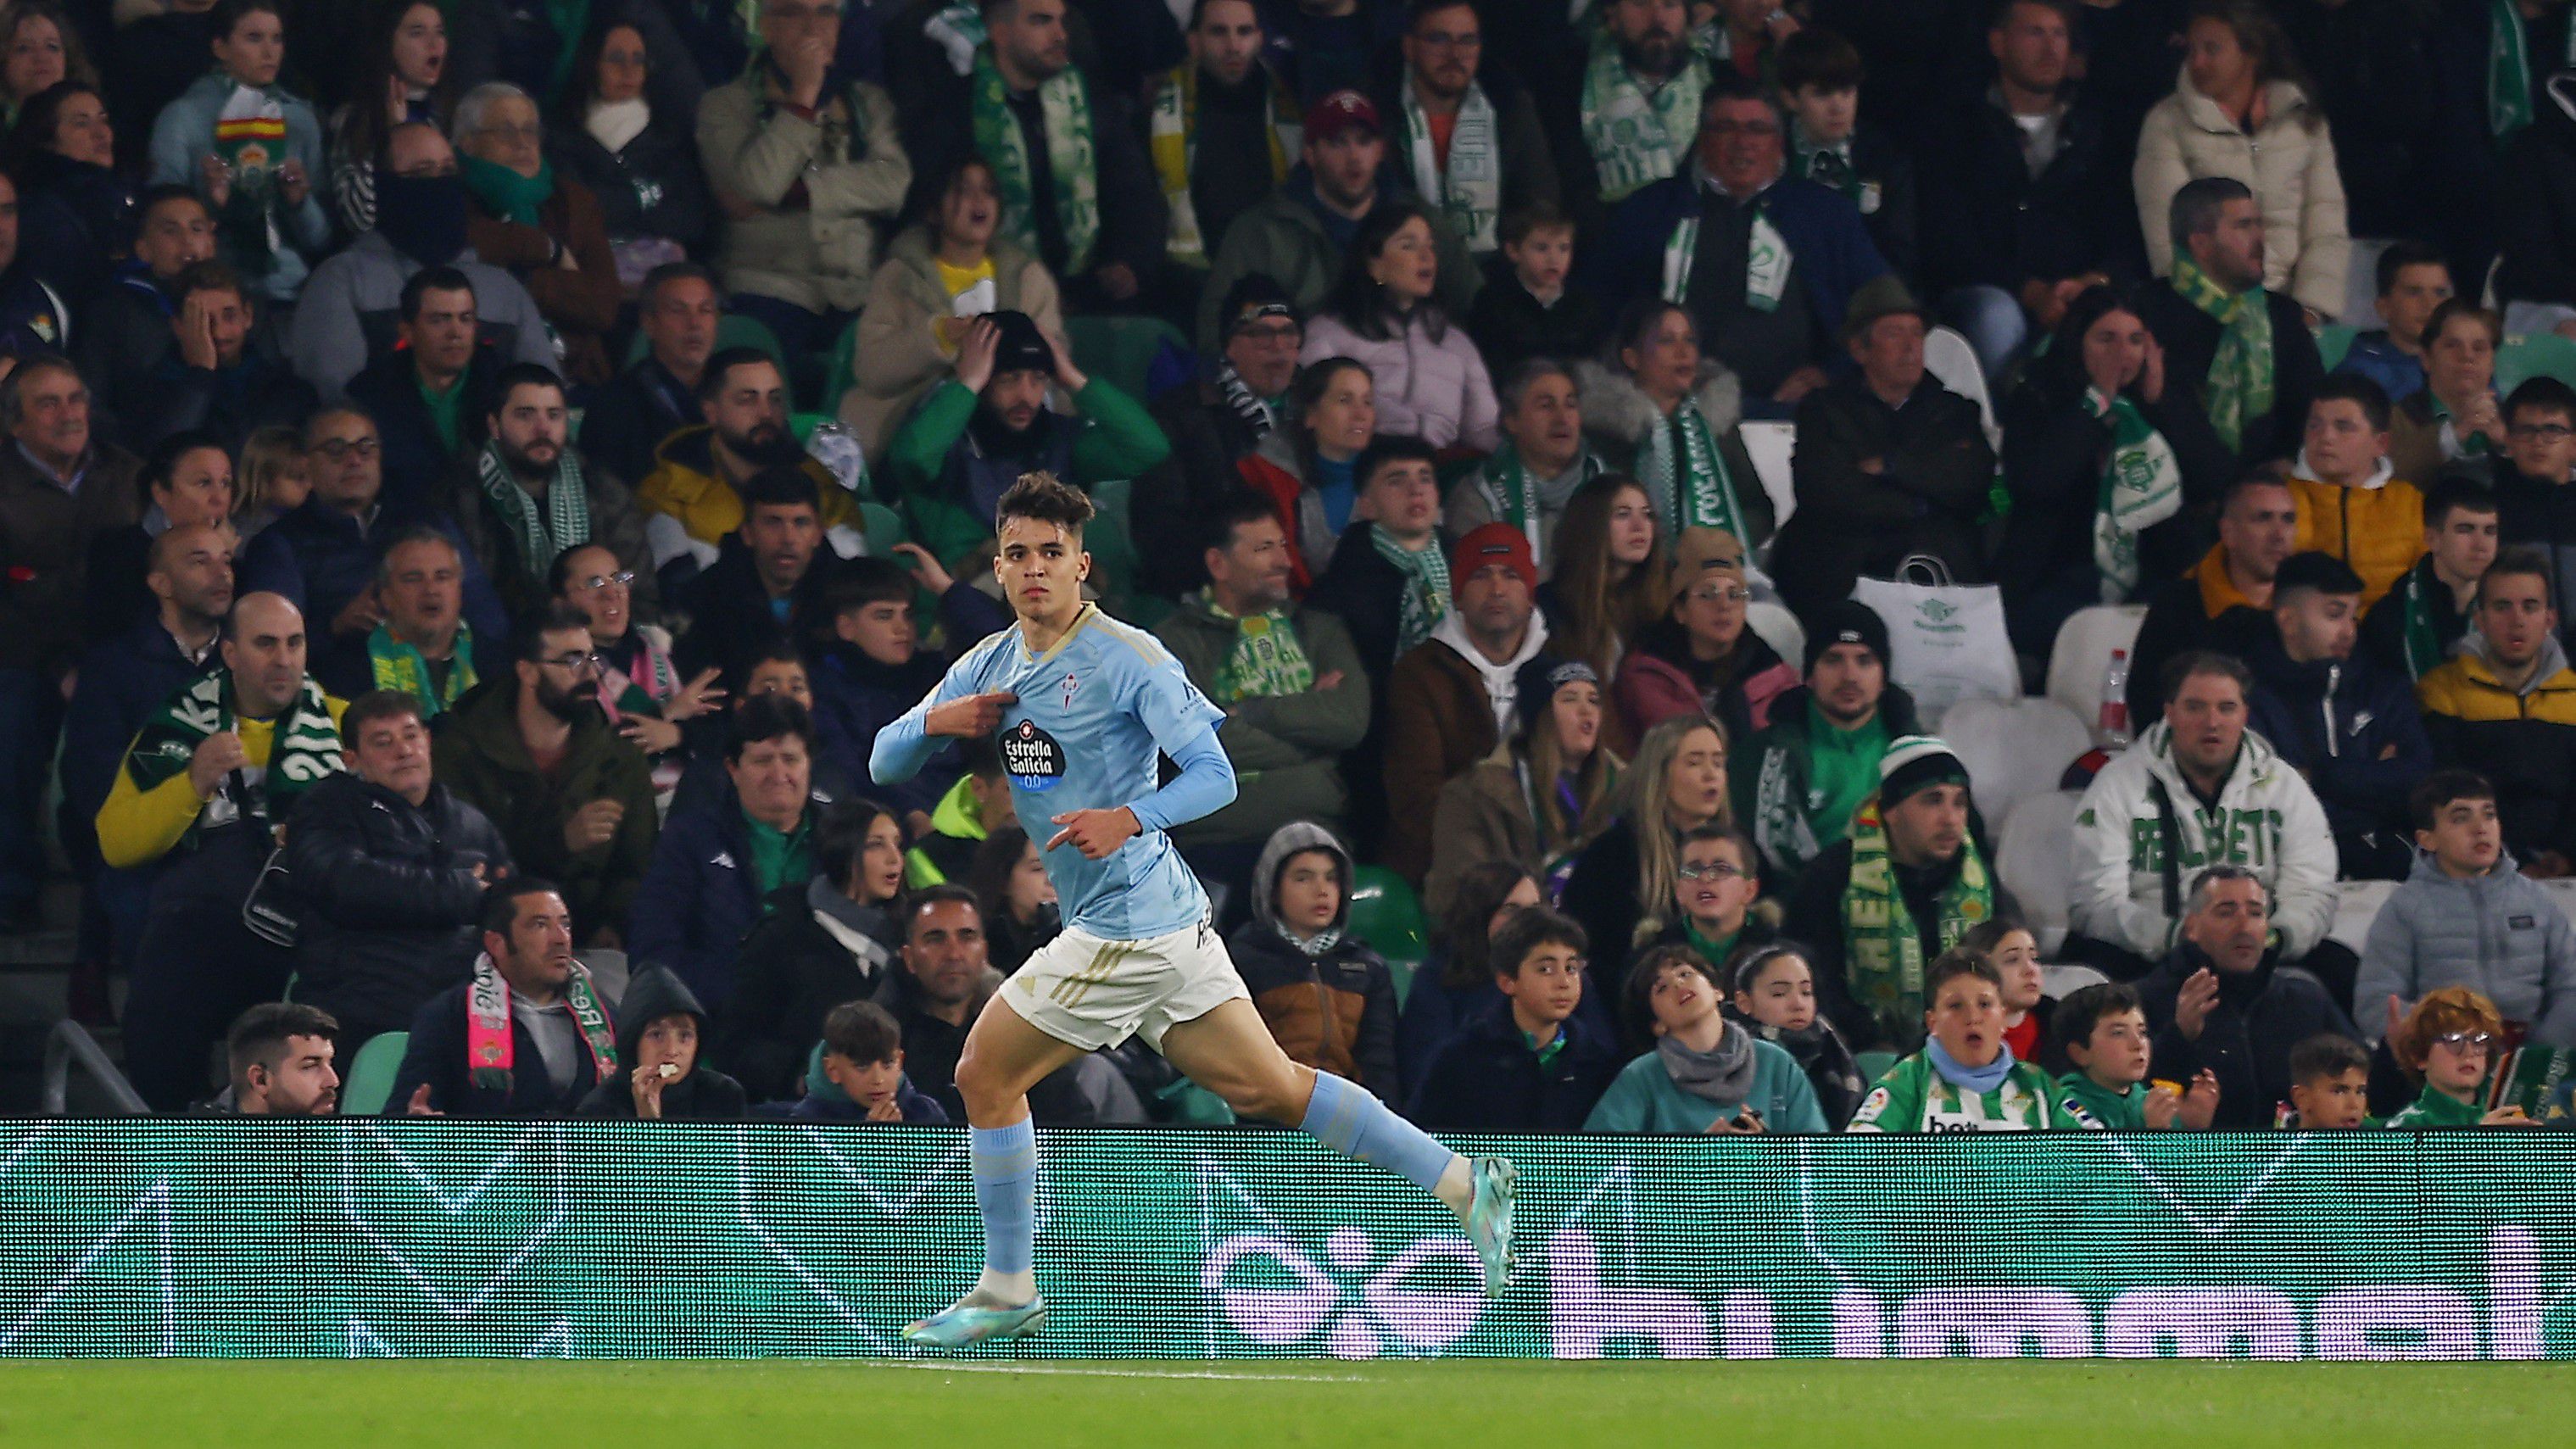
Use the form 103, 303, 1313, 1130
433, 604, 658, 949
345, 267, 505, 516
635, 346, 860, 577
208, 1004, 343, 1116
884, 309, 1169, 572
288, 122, 555, 402
1736, 601, 1920, 892
2133, 178, 2323, 470
675, 465, 849, 686
1558, 0, 1715, 210
391, 878, 619, 1119
1371, 0, 1558, 262
1135, 275, 1304, 596
1146, 0, 1300, 278
449, 364, 655, 621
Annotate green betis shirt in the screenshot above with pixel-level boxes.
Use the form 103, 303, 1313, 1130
419, 372, 466, 454
2382, 1084, 2484, 1128
1848, 1052, 2060, 1132
744, 811, 814, 900
1804, 698, 1889, 851
2056, 1072, 2148, 1130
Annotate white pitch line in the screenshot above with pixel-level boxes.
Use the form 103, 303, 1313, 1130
861, 1359, 1369, 1383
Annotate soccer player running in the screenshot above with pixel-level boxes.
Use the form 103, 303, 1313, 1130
873, 474, 1517, 1348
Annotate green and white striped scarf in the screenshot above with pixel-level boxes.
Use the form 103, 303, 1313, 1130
477, 440, 594, 583
2083, 385, 2183, 599
1401, 73, 1502, 252
1577, 31, 1705, 203
1372, 527, 1452, 656
120, 668, 342, 852
971, 46, 1100, 275
1841, 792, 1994, 1052
1472, 444, 1603, 560
2172, 255, 2273, 455
1636, 394, 1753, 539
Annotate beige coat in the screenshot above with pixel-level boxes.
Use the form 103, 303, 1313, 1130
836, 225, 1065, 460
697, 72, 912, 315
2134, 74, 2350, 320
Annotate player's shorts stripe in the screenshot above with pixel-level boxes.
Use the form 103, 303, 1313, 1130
1051, 941, 1127, 1006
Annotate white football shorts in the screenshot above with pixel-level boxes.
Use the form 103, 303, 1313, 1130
1004, 917, 1250, 1051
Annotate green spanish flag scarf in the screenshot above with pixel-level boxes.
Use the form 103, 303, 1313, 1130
367, 620, 478, 719
1841, 792, 1994, 1051
972, 46, 1100, 275
120, 669, 343, 852
211, 81, 290, 275
2083, 384, 2183, 599
2172, 255, 2273, 456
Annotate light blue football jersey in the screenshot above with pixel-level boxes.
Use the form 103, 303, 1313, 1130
885, 605, 1228, 941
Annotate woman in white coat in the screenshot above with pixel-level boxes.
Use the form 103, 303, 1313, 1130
2133, 0, 2350, 322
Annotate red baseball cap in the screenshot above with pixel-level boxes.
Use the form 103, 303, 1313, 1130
1304, 89, 1381, 143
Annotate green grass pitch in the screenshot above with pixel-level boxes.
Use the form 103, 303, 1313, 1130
4, 1361, 2572, 1447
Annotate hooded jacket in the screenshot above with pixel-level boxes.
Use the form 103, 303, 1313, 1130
2134, 73, 2350, 319
631, 425, 863, 560
286, 230, 559, 402
2137, 939, 2358, 1129
1154, 591, 1370, 846
431, 681, 660, 945
2497, 72, 2576, 310
2244, 631, 2431, 845
2069, 721, 2339, 962
1573, 359, 1774, 549
840, 225, 1065, 461
1380, 610, 1551, 883
1227, 822, 1400, 1095
575, 965, 750, 1120
2286, 456, 2425, 611
2359, 847, 2576, 1049
2416, 632, 2576, 863
715, 877, 905, 1103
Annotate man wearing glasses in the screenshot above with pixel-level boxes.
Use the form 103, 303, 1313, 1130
1374, 0, 1557, 262
1614, 526, 1796, 744
1134, 275, 1304, 598
433, 602, 658, 949
2485, 377, 2576, 652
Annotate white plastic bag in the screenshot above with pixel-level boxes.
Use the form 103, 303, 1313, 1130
1851, 555, 2019, 718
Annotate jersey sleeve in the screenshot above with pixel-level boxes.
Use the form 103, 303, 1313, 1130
1844, 1058, 1919, 1134
1124, 635, 1229, 755
870, 640, 997, 786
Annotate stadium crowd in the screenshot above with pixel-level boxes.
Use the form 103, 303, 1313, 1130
12, 0, 2576, 1135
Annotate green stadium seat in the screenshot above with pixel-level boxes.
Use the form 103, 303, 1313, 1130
1065, 315, 1187, 401
1157, 1079, 1237, 1125
628, 312, 787, 373
2498, 332, 2576, 394
2311, 323, 2357, 371
1084, 475, 1141, 608
340, 1031, 410, 1116
1384, 956, 1421, 1005
1854, 1050, 1900, 1084
1347, 867, 1428, 961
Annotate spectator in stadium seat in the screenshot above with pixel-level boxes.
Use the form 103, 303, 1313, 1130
283, 688, 512, 1055
694, 0, 907, 363
1158, 490, 1369, 850
432, 603, 657, 946
672, 466, 845, 688
0, 3, 90, 130
1777, 29, 1913, 288
287, 121, 558, 403
1574, 300, 1769, 556
1373, 0, 1558, 266
0, 170, 70, 358
391, 878, 616, 1118
2362, 477, 2498, 682
2359, 770, 2576, 1051
633, 348, 861, 574
1613, 522, 1793, 747
1996, 284, 2238, 663
1408, 906, 1620, 1131
883, 309, 1168, 573
552, 543, 706, 796
575, 963, 749, 1120
2287, 376, 2425, 612
810, 552, 1009, 830
967, 824, 1059, 976
872, 883, 1087, 1122
2494, 70, 2576, 343
1135, 274, 1304, 597
81, 431, 233, 633
2133, 0, 2349, 323
715, 797, 910, 1102
1584, 944, 1827, 1133
1734, 600, 1914, 890
2492, 379, 2576, 634
2388, 300, 2502, 488
1464, 203, 1606, 387
209, 1002, 342, 1116
1846, 951, 2062, 1130
2131, 177, 2322, 468
449, 81, 622, 387
100, 591, 348, 1111
1537, 476, 1667, 717
1397, 861, 1536, 1097
1643, 822, 1779, 978
1140, 0, 1296, 281
1308, 436, 1451, 693
2135, 865, 2358, 1129
578, 263, 718, 489
1560, 0, 1717, 209
666, 639, 856, 819
74, 186, 212, 428
1768, 276, 1997, 624
905, 739, 1013, 888
1782, 736, 2013, 1052
1723, 939, 1865, 1128
1230, 821, 1400, 1096
343, 265, 509, 516
2380, 986, 2539, 1128
448, 364, 655, 624
1960, 917, 2055, 1067
1424, 656, 1614, 920
2054, 981, 2217, 1130
2124, 467, 2296, 722
2070, 651, 2340, 982
445, 0, 706, 122
2415, 549, 2576, 877
4, 81, 133, 306
629, 694, 828, 1011
1377, 522, 1549, 883
1445, 359, 1610, 581
788, 1000, 949, 1121
323, 0, 454, 238
1558, 713, 1731, 973
115, 261, 315, 457
143, 0, 328, 307
327, 526, 485, 715
546, 21, 717, 276
2245, 552, 2430, 881
2281, 1032, 2370, 1128
841, 155, 1068, 466
2334, 242, 2451, 407
229, 425, 305, 541
1236, 355, 1376, 591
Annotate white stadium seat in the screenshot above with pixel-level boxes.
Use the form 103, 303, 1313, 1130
1741, 420, 1796, 530
1996, 789, 2083, 957
1745, 602, 1804, 672
1938, 695, 2094, 836
2046, 604, 2148, 730
1923, 325, 1998, 443
2324, 879, 2398, 957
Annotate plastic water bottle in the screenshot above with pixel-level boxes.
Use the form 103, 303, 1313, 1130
2097, 649, 2133, 750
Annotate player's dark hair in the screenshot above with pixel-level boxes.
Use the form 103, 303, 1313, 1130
822, 999, 903, 1065
1490, 906, 1585, 979
996, 471, 1096, 535
2052, 983, 2144, 1055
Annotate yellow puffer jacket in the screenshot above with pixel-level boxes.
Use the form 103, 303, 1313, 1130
2288, 466, 2424, 610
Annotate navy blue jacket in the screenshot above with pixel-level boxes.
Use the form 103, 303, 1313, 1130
787, 1078, 949, 1123
1587, 172, 1890, 346
388, 976, 610, 1118
1406, 1007, 1622, 1134
237, 497, 510, 691
2138, 942, 2359, 1129
2246, 634, 2433, 842
808, 582, 1009, 818
59, 616, 218, 871
627, 783, 824, 1011
344, 348, 505, 520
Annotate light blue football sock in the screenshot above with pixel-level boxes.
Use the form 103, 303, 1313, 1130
1299, 1071, 1460, 1195
970, 1118, 1038, 1279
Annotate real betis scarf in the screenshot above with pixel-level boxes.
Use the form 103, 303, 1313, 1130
1578, 31, 1705, 203
1659, 204, 1791, 313
1402, 74, 1503, 252
1474, 444, 1603, 559
212, 81, 290, 276
465, 950, 616, 1095
1204, 592, 1315, 704
1636, 394, 1754, 538
367, 621, 478, 718
972, 47, 1100, 275
1841, 793, 1994, 1049
1372, 527, 1452, 656
2172, 256, 2272, 455
477, 439, 594, 582
2083, 384, 2183, 599
1148, 63, 1293, 266
120, 669, 342, 851
461, 153, 557, 226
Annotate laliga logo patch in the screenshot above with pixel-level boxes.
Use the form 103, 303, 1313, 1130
1203, 1225, 1485, 1358
1001, 718, 1068, 792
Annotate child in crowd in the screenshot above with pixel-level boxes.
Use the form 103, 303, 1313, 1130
1848, 951, 2060, 1131
2384, 987, 2539, 1127
1651, 825, 1778, 995
905, 738, 1016, 888
2281, 1034, 2374, 1129
790, 1000, 948, 1123
2053, 982, 2218, 1129
811, 549, 1011, 830
231, 423, 308, 538
2335, 241, 2451, 405
1231, 822, 1401, 1099
1397, 863, 1542, 1100
2360, 771, 2576, 1053
1960, 917, 2053, 1068
1776, 28, 1913, 281
1585, 945, 1828, 1133
2288, 375, 2424, 610
1722, 941, 1865, 1128
1410, 907, 1620, 1132
1465, 203, 1605, 383
577, 966, 748, 1121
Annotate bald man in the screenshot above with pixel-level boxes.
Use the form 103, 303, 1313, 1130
102, 591, 352, 1110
